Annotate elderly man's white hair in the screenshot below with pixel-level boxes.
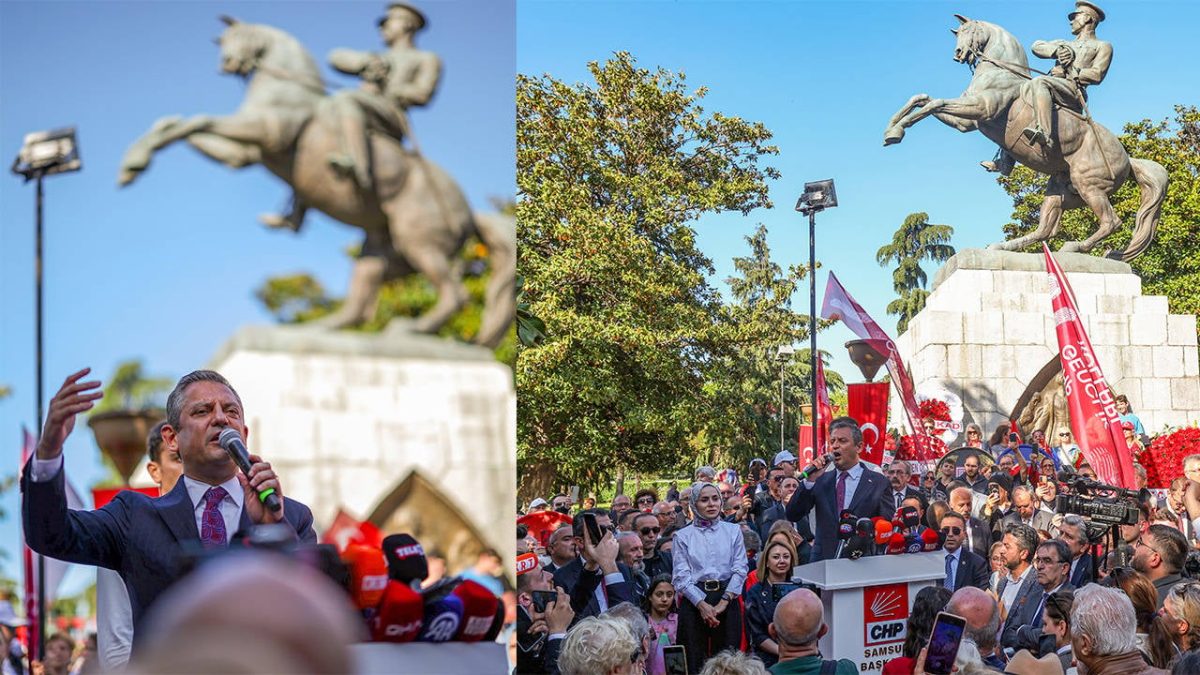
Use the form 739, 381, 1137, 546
605, 601, 649, 644
695, 465, 716, 479
558, 615, 639, 675
1071, 585, 1139, 656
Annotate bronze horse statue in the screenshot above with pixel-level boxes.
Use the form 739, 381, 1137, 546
118, 17, 514, 347
883, 15, 1167, 261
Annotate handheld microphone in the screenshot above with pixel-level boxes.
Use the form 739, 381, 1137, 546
218, 428, 281, 513
383, 533, 429, 587
371, 580, 424, 642
921, 527, 943, 552
452, 579, 500, 642
798, 453, 834, 481
342, 544, 389, 612
886, 532, 907, 555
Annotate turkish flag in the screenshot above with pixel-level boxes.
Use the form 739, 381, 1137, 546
517, 510, 573, 546
848, 383, 889, 465
321, 509, 384, 553
1043, 245, 1135, 488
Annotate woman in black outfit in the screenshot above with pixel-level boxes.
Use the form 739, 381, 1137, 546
743, 537, 799, 668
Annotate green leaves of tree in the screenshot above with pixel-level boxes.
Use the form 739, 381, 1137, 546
876, 212, 955, 333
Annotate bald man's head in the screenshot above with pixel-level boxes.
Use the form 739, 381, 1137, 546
770, 588, 824, 647
946, 587, 999, 652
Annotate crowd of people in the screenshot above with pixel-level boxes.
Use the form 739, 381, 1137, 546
515, 413, 1200, 674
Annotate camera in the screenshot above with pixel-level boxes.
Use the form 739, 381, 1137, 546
1054, 476, 1141, 527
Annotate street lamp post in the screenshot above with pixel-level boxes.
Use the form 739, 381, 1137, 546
11, 127, 82, 661
795, 180, 837, 456
776, 345, 795, 454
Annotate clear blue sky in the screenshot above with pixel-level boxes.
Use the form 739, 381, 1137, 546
518, 0, 1195, 393
0, 0, 514, 592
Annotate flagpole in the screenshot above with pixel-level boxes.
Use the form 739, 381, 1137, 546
809, 210, 817, 457
34, 171, 46, 662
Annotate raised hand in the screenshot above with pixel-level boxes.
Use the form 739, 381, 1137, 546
37, 368, 103, 460
239, 453, 285, 524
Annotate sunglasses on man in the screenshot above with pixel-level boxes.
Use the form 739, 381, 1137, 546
940, 526, 962, 535
640, 526, 662, 536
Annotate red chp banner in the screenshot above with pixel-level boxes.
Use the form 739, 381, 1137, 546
822, 273, 929, 449
1043, 244, 1135, 488
848, 383, 889, 466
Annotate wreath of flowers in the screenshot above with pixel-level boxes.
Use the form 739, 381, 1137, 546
1141, 425, 1200, 489
897, 433, 946, 461
918, 398, 951, 422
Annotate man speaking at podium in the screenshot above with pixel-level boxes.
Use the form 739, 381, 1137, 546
22, 368, 317, 644
786, 417, 889, 562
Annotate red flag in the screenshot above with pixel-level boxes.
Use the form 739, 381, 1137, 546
815, 358, 833, 453
1008, 419, 1021, 443
20, 428, 38, 661
847, 383, 889, 465
321, 509, 384, 553
1043, 245, 1135, 488
821, 272, 927, 444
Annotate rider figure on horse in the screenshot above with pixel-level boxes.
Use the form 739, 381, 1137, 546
260, 2, 441, 232
982, 1, 1110, 174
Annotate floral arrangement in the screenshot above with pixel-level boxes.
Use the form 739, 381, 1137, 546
918, 398, 951, 422
897, 433, 946, 461
1141, 425, 1200, 489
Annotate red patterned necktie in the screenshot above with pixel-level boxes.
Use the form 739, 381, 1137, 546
200, 486, 228, 549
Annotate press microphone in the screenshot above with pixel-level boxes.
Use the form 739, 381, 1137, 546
899, 505, 921, 532
886, 532, 907, 555
855, 517, 874, 538
343, 544, 389, 613
904, 535, 923, 554
841, 517, 876, 560
383, 533, 429, 587
370, 580, 424, 642
217, 428, 281, 513
419, 588, 465, 642
874, 519, 894, 546
452, 579, 500, 642
798, 453, 834, 481
835, 509, 856, 558
921, 527, 943, 552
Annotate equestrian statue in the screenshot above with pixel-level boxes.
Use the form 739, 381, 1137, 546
882, 1, 1168, 262
116, 3, 515, 347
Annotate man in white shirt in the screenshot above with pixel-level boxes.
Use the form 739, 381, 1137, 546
97, 421, 185, 670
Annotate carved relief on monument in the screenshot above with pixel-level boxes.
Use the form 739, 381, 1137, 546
369, 469, 490, 575
1011, 357, 1072, 438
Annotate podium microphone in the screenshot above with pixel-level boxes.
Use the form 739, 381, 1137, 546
920, 527, 943, 552
218, 428, 281, 513
899, 506, 922, 534
834, 509, 856, 559
383, 534, 429, 587
371, 580, 424, 642
873, 518, 893, 556
904, 535, 923, 554
842, 517, 875, 560
886, 532, 907, 555
798, 454, 833, 481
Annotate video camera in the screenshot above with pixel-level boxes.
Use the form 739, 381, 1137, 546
1055, 475, 1142, 529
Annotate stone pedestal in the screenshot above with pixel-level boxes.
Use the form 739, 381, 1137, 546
208, 325, 515, 571
893, 250, 1200, 439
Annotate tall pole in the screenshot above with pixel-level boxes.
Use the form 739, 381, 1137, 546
809, 211, 817, 458
34, 172, 46, 661
779, 358, 785, 454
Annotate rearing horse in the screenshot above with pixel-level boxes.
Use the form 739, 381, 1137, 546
883, 15, 1167, 262
117, 17, 515, 347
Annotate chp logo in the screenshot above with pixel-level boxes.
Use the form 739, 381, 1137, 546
863, 583, 908, 646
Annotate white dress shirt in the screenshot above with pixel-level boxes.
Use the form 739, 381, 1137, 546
671, 519, 747, 606
1001, 564, 1032, 611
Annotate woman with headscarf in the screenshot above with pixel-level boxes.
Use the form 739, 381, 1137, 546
672, 482, 747, 673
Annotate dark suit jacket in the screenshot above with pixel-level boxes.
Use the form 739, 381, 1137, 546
964, 516, 992, 561
1001, 583, 1074, 650
786, 463, 889, 562
1069, 553, 1094, 588
948, 549, 990, 591
758, 504, 814, 564
878, 486, 925, 517
997, 568, 1040, 638
551, 558, 633, 622
1001, 509, 1053, 535
21, 458, 316, 641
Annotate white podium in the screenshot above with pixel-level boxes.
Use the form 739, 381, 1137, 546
793, 552, 946, 673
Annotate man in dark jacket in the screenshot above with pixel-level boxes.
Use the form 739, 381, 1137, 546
940, 512, 989, 591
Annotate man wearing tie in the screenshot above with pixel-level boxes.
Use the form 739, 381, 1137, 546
1001, 539, 1073, 651
23, 368, 316, 644
879, 460, 924, 518
940, 512, 989, 591
786, 417, 889, 562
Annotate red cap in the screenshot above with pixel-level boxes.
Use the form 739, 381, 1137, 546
1121, 421, 1134, 430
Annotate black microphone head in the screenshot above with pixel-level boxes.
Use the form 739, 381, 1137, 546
855, 517, 873, 538
900, 505, 921, 529
383, 534, 429, 584
839, 509, 856, 523
217, 427, 243, 449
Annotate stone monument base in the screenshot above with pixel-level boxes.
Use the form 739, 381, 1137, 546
208, 325, 515, 572
895, 249, 1200, 439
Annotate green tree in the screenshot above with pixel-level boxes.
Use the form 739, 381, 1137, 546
999, 105, 1200, 316
517, 52, 780, 497
704, 224, 843, 467
876, 212, 955, 334
91, 360, 172, 414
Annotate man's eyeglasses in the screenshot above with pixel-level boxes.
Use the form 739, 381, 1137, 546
940, 526, 962, 535
637, 497, 654, 504
639, 526, 661, 536
1034, 556, 1067, 567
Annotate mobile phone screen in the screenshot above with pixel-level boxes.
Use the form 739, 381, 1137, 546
531, 590, 557, 613
581, 512, 603, 544
924, 612, 966, 675
662, 645, 687, 675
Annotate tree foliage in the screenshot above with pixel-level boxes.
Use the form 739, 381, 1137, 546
91, 360, 172, 414
999, 105, 1200, 316
876, 212, 955, 334
517, 52, 841, 496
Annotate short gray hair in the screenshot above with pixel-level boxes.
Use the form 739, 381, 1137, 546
604, 602, 648, 644
695, 466, 716, 479
1072, 585, 1139, 656
165, 370, 242, 430
698, 650, 769, 674
557, 615, 638, 675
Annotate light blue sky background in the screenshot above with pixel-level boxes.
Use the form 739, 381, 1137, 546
0, 0, 514, 593
519, 0, 1195, 396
